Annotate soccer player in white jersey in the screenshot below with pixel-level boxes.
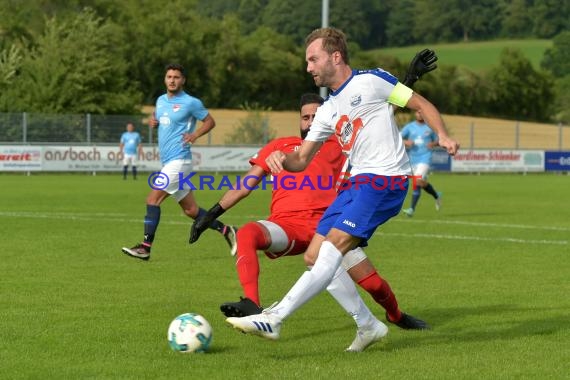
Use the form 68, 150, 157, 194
122, 63, 236, 261
119, 122, 142, 180
401, 110, 442, 216
226, 28, 459, 350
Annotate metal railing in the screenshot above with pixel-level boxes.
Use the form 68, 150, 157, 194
0, 113, 155, 145
0, 112, 568, 149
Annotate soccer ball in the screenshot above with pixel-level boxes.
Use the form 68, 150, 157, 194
167, 313, 213, 353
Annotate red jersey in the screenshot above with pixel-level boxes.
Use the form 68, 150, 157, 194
250, 136, 346, 216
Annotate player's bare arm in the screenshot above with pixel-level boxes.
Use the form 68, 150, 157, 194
183, 114, 216, 144
149, 112, 159, 128
218, 165, 266, 211
265, 140, 322, 174
405, 93, 459, 156
189, 164, 266, 244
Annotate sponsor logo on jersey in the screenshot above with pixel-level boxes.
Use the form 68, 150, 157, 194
342, 219, 356, 228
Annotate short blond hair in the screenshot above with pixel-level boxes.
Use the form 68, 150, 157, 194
305, 27, 349, 64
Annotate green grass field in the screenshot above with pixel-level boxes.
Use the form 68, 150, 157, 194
1, 172, 569, 379
377, 39, 552, 72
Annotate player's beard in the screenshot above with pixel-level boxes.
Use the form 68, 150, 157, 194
167, 83, 182, 95
300, 128, 309, 140
313, 59, 336, 88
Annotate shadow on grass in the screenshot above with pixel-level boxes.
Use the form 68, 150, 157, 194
214, 304, 569, 355
379, 303, 570, 351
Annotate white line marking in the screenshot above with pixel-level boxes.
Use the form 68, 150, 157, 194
382, 232, 568, 246
1, 211, 567, 246
393, 218, 570, 232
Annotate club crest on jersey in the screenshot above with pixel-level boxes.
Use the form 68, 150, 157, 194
173, 104, 181, 112
350, 95, 361, 107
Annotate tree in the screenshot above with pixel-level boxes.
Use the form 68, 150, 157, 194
552, 75, 570, 123
112, 0, 212, 105
384, 0, 418, 47
486, 48, 554, 121
224, 102, 275, 145
329, 0, 370, 46
413, 0, 456, 42
541, 32, 570, 123
0, 8, 140, 114
541, 31, 570, 77
261, 0, 318, 46
530, 0, 570, 38
414, 0, 500, 43
237, 0, 266, 34
457, 0, 501, 41
197, 0, 242, 18
0, 45, 22, 89
499, 0, 533, 38
234, 27, 308, 109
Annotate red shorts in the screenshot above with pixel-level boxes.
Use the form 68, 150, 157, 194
264, 209, 325, 259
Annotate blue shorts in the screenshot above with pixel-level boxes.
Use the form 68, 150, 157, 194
316, 174, 409, 247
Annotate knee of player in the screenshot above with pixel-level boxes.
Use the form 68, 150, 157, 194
145, 194, 163, 206
303, 253, 316, 267
417, 179, 427, 188
237, 222, 270, 250
183, 205, 199, 219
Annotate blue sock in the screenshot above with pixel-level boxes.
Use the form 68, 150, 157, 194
144, 205, 161, 244
423, 183, 439, 199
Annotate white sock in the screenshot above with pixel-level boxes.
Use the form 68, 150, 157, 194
270, 241, 343, 320
326, 266, 375, 328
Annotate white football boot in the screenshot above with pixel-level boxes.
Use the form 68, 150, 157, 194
226, 303, 282, 340
345, 318, 388, 352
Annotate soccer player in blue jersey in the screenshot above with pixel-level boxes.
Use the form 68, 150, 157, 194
400, 110, 442, 217
119, 122, 142, 180
122, 63, 236, 261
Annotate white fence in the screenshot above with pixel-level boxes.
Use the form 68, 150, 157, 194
0, 145, 259, 172
1, 145, 569, 173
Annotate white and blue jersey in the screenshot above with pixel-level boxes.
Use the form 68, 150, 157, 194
155, 91, 209, 165
401, 121, 437, 165
307, 68, 414, 244
120, 131, 141, 155
308, 69, 412, 176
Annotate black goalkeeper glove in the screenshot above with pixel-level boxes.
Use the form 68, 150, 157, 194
402, 48, 438, 88
189, 203, 226, 244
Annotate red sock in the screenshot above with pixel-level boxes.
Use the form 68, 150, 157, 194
357, 271, 402, 322
235, 222, 270, 306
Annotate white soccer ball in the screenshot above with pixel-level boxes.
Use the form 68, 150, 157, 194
167, 313, 213, 353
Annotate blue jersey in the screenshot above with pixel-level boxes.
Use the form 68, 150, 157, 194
155, 91, 209, 165
400, 121, 437, 165
120, 131, 141, 155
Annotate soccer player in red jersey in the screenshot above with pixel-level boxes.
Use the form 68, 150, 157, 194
191, 93, 429, 341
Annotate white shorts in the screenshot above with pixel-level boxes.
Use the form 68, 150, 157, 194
123, 153, 137, 166
160, 159, 193, 202
412, 163, 430, 180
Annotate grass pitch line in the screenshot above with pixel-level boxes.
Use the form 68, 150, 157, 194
3, 210, 569, 232
394, 218, 570, 232
383, 232, 568, 246
1, 211, 567, 246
